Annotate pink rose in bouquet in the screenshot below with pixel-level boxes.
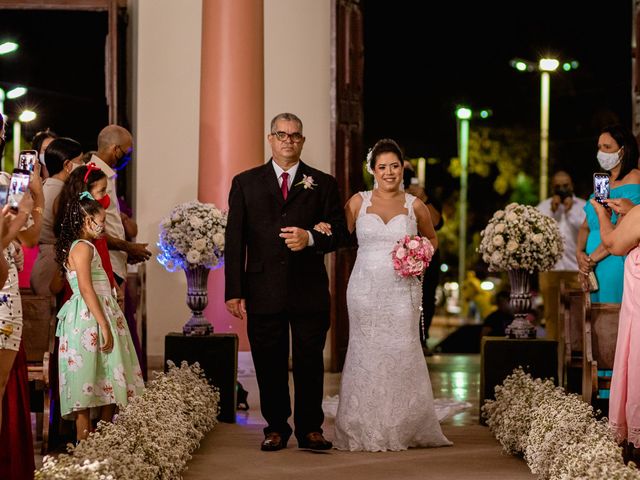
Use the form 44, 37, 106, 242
391, 235, 435, 277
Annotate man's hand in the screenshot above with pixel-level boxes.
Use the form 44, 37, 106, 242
126, 242, 152, 264
562, 195, 573, 212
225, 298, 246, 321
550, 195, 562, 213
279, 227, 309, 251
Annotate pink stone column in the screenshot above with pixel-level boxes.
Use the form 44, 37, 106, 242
199, 0, 264, 351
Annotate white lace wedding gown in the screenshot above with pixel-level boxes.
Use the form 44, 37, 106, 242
333, 191, 453, 452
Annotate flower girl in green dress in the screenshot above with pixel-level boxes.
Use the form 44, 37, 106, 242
55, 192, 144, 441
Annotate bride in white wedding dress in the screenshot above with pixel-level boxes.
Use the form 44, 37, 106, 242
327, 139, 453, 452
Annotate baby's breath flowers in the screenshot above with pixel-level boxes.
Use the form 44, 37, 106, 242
36, 361, 219, 480
483, 368, 640, 479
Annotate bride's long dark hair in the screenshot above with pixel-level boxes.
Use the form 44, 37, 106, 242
369, 138, 403, 170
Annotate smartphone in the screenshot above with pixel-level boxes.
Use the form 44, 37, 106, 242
593, 173, 610, 205
7, 171, 30, 211
17, 150, 38, 173
0, 185, 9, 207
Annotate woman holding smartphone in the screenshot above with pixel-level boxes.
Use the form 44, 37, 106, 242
0, 114, 41, 478
576, 124, 640, 302
591, 200, 640, 460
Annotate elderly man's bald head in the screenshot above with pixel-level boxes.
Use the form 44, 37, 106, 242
97, 125, 132, 151
96, 125, 132, 167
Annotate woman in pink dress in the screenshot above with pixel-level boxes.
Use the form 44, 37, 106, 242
592, 199, 640, 459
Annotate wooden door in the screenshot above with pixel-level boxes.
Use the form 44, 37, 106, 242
329, 0, 365, 372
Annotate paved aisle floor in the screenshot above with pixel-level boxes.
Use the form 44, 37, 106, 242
183, 354, 534, 480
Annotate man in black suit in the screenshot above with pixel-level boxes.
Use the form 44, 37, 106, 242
225, 113, 347, 451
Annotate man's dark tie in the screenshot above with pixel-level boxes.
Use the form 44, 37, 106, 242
281, 172, 289, 200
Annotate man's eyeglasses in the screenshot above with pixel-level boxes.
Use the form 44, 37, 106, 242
271, 131, 304, 143
115, 145, 133, 157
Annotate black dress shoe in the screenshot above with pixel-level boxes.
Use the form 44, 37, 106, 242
298, 432, 332, 450
261, 432, 287, 451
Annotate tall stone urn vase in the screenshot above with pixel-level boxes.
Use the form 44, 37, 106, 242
183, 265, 213, 336
504, 269, 536, 339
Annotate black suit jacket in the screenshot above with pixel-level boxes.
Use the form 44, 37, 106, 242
224, 160, 348, 315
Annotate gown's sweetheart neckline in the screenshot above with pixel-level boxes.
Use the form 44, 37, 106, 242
362, 212, 408, 226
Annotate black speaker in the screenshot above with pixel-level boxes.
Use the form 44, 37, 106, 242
164, 333, 239, 423
480, 337, 558, 424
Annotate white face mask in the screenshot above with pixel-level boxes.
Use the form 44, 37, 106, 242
597, 149, 622, 171
39, 153, 46, 165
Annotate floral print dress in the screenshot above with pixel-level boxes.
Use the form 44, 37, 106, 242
0, 243, 22, 351
56, 239, 144, 419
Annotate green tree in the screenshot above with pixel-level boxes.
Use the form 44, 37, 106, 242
443, 126, 539, 277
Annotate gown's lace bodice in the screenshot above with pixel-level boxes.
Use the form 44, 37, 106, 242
333, 190, 453, 452
355, 190, 418, 251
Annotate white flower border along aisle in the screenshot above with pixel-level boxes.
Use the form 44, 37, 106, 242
36, 361, 220, 480
482, 368, 640, 480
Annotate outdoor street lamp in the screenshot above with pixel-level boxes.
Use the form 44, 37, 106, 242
18, 110, 36, 122
0, 87, 29, 171
0, 42, 18, 56
510, 56, 579, 201
0, 86, 27, 116
455, 106, 492, 298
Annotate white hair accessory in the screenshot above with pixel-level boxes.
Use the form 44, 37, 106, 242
365, 148, 374, 175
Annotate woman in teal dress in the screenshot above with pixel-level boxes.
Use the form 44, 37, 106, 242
577, 124, 640, 303
55, 193, 144, 441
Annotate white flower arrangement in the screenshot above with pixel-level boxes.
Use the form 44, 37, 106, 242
482, 368, 640, 479
157, 200, 227, 272
478, 202, 564, 273
35, 361, 220, 480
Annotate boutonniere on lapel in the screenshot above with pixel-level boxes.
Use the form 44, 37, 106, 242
294, 174, 318, 190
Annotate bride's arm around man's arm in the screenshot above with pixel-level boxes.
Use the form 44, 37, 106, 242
309, 175, 350, 253
414, 199, 438, 251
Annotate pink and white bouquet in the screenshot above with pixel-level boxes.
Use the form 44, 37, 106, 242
391, 235, 435, 278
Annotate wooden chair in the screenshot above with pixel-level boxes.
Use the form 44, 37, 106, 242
582, 298, 621, 406
558, 281, 587, 392
20, 292, 57, 454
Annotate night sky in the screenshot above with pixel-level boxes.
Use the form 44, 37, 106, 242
363, 1, 632, 198
0, 9, 108, 152
0, 2, 633, 199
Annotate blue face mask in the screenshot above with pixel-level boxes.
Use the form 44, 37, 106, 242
114, 147, 133, 172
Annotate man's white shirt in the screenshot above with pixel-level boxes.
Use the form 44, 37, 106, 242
91, 154, 127, 280
271, 160, 315, 247
537, 195, 587, 271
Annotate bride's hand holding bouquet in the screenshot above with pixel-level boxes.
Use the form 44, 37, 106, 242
391, 235, 435, 278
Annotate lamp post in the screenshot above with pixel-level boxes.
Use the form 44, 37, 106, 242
455, 107, 471, 294
510, 57, 578, 201
455, 106, 492, 297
